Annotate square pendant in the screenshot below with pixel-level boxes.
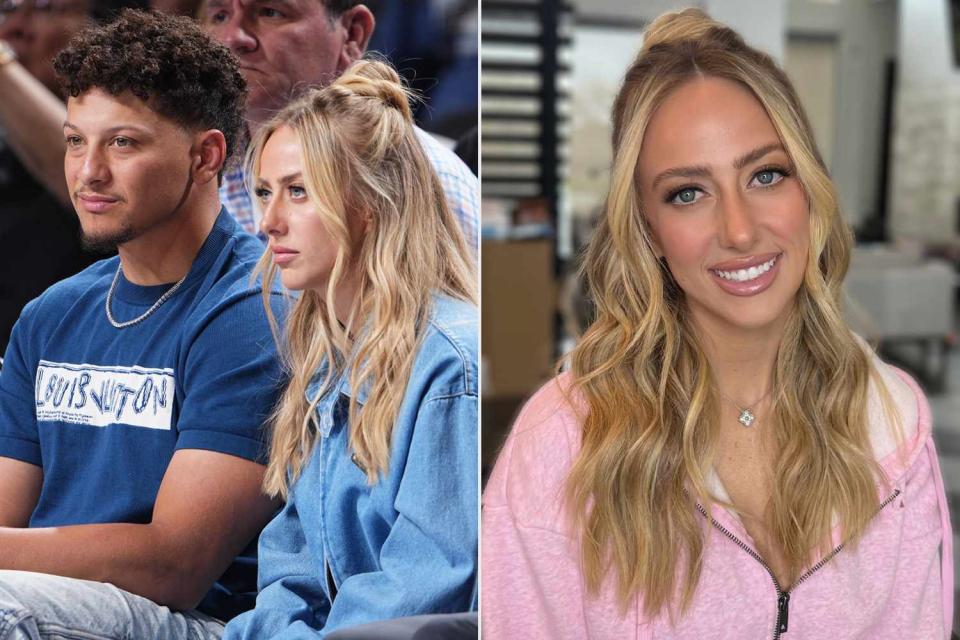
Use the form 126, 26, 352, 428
738, 409, 756, 427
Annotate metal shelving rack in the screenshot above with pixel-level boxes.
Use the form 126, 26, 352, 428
481, 0, 572, 222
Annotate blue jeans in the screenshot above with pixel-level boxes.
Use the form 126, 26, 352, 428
0, 571, 224, 639
325, 612, 478, 639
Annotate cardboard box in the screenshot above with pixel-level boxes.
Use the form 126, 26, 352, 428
481, 238, 556, 398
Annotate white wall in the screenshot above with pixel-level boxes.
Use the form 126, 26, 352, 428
784, 37, 838, 168
788, 0, 898, 230
888, 0, 960, 241
706, 0, 786, 62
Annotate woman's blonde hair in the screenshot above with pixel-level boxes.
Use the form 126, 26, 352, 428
248, 59, 477, 498
568, 8, 890, 617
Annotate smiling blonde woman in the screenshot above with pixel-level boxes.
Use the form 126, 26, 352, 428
482, 9, 953, 639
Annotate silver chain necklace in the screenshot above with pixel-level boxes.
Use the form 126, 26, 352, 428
105, 264, 188, 329
717, 387, 772, 427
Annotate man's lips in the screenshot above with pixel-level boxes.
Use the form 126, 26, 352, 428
76, 192, 121, 213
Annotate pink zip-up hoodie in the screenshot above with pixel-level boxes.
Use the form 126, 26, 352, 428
482, 355, 954, 639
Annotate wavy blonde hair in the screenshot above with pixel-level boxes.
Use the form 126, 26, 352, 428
248, 59, 477, 498
567, 9, 893, 617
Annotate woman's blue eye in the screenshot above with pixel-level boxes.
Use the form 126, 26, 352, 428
752, 167, 789, 187
254, 187, 271, 203
669, 187, 700, 205
289, 185, 306, 199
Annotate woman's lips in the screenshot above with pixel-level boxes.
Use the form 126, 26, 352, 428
272, 249, 299, 266
709, 253, 782, 297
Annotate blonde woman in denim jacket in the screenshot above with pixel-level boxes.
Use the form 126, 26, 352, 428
224, 59, 478, 639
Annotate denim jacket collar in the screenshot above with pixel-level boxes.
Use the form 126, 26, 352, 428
305, 361, 370, 438
303, 294, 467, 437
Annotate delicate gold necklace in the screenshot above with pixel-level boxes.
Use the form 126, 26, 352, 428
717, 387, 772, 427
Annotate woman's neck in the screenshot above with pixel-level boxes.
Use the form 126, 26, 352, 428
694, 313, 787, 405
325, 264, 364, 330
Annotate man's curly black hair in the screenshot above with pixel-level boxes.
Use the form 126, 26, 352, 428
53, 9, 248, 167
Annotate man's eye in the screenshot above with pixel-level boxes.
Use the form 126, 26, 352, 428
65, 135, 82, 147
206, 10, 229, 23
257, 6, 283, 18
112, 137, 134, 148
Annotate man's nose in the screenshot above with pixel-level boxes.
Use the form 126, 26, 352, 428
217, 14, 257, 55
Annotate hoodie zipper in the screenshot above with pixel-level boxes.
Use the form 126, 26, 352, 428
695, 488, 901, 639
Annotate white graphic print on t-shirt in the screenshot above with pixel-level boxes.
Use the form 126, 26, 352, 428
34, 360, 174, 430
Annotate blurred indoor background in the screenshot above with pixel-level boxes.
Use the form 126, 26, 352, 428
481, 0, 960, 626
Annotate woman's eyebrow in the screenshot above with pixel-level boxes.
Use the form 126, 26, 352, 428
651, 164, 710, 190
257, 172, 301, 186
275, 172, 302, 186
651, 142, 785, 190
733, 142, 784, 170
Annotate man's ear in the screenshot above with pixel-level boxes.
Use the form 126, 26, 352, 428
336, 5, 375, 73
191, 130, 227, 185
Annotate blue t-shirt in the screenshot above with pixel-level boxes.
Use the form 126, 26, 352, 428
0, 208, 283, 621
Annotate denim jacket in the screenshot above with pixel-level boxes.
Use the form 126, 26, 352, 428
224, 295, 478, 639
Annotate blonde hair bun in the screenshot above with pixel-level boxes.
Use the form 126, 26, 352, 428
331, 59, 414, 123
640, 8, 737, 54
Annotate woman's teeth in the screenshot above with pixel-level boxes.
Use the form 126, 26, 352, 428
715, 256, 777, 282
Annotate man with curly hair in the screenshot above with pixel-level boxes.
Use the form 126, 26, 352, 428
0, 11, 282, 638
200, 0, 479, 253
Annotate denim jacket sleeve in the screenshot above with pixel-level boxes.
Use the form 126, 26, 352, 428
223, 498, 331, 639
320, 392, 478, 634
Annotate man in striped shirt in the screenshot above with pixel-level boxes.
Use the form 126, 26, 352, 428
200, 0, 478, 254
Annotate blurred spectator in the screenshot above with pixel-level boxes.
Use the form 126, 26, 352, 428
0, 0, 90, 90
200, 0, 479, 249
370, 0, 478, 140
